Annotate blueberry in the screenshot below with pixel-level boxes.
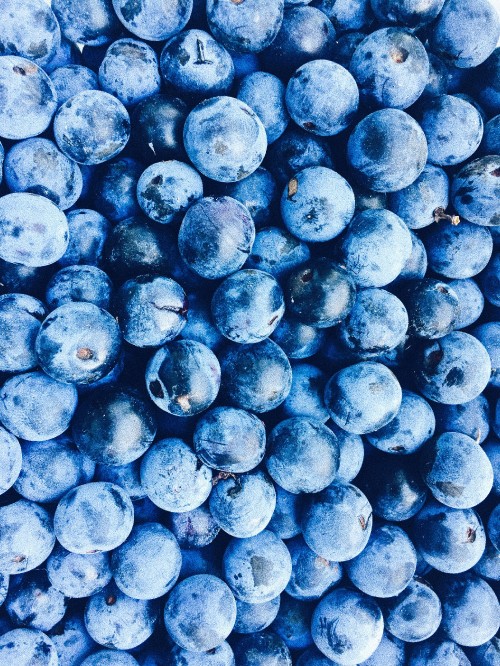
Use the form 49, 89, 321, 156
357, 453, 428, 522
140, 437, 212, 512
412, 500, 486, 573
370, 0, 445, 28
47, 613, 96, 666
59, 209, 111, 267
220, 339, 292, 413
311, 588, 384, 665
346, 524, 416, 599
72, 386, 157, 465
0, 629, 58, 666
354, 632, 406, 666
265, 126, 334, 187
285, 258, 356, 328
14, 436, 94, 504
209, 470, 276, 538
408, 638, 472, 666
85, 582, 157, 650
0, 293, 46, 374
212, 269, 284, 344
347, 109, 428, 192
388, 164, 449, 230
54, 482, 134, 554
470, 47, 500, 117
194, 406, 266, 473
246, 227, 310, 280
35, 302, 121, 385
340, 209, 412, 287
272, 594, 313, 650
0, 371, 78, 442
329, 423, 364, 484
5, 571, 66, 633
93, 159, 142, 224
472, 322, 500, 388
223, 530, 292, 603
281, 363, 329, 422
49, 65, 99, 108
103, 216, 177, 283
47, 544, 112, 598
234, 598, 281, 634
418, 95, 483, 167
260, 7, 336, 79
339, 288, 408, 357
0, 192, 69, 267
286, 59, 358, 136
451, 155, 500, 227
350, 28, 429, 110
168, 641, 235, 666
4, 137, 82, 211
99, 39, 161, 107
164, 574, 236, 652
45, 265, 114, 311
412, 331, 491, 405
271, 317, 325, 360
52, 0, 120, 46
325, 361, 402, 435
81, 650, 139, 666
331, 31, 368, 69
0, 56, 57, 141
313, 0, 374, 32
267, 486, 302, 540
435, 398, 489, 448
178, 196, 255, 278
180, 290, 225, 351
112, 523, 181, 600
168, 504, 220, 549
0, 500, 55, 575
161, 30, 235, 98
281, 166, 355, 242
382, 577, 442, 643
366, 389, 435, 455
112, 0, 193, 42
222, 168, 278, 228
146, 340, 221, 416
479, 252, 500, 307
96, 460, 145, 500
481, 114, 500, 155
394, 231, 429, 284
206, 0, 284, 53
267, 417, 339, 494
54, 91, 130, 166
301, 482, 372, 561
233, 631, 292, 666
488, 503, 500, 551
428, 0, 500, 69
0, 427, 22, 497
285, 535, 342, 601
131, 94, 188, 163
468, 639, 500, 666
237, 72, 289, 144
398, 278, 460, 339
0, 0, 61, 67
183, 96, 267, 183
45, 36, 82, 73
438, 573, 500, 647
115, 275, 187, 348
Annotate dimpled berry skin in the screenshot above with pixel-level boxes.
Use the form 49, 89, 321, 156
347, 109, 428, 192
47, 544, 112, 599
0, 371, 78, 442
281, 167, 355, 242
311, 588, 384, 665
285, 60, 359, 137
164, 575, 237, 652
324, 361, 402, 435
0, 56, 57, 141
0, 193, 69, 267
207, 0, 284, 53
183, 97, 267, 183
112, 0, 193, 42
54, 482, 134, 554
301, 483, 373, 562
146, 340, 221, 416
349, 28, 429, 110
54, 91, 131, 166
0, 629, 58, 666
0, 500, 55, 577
4, 138, 83, 211
0, 0, 61, 67
52, 0, 121, 47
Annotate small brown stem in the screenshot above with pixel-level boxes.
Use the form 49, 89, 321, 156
433, 207, 460, 225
